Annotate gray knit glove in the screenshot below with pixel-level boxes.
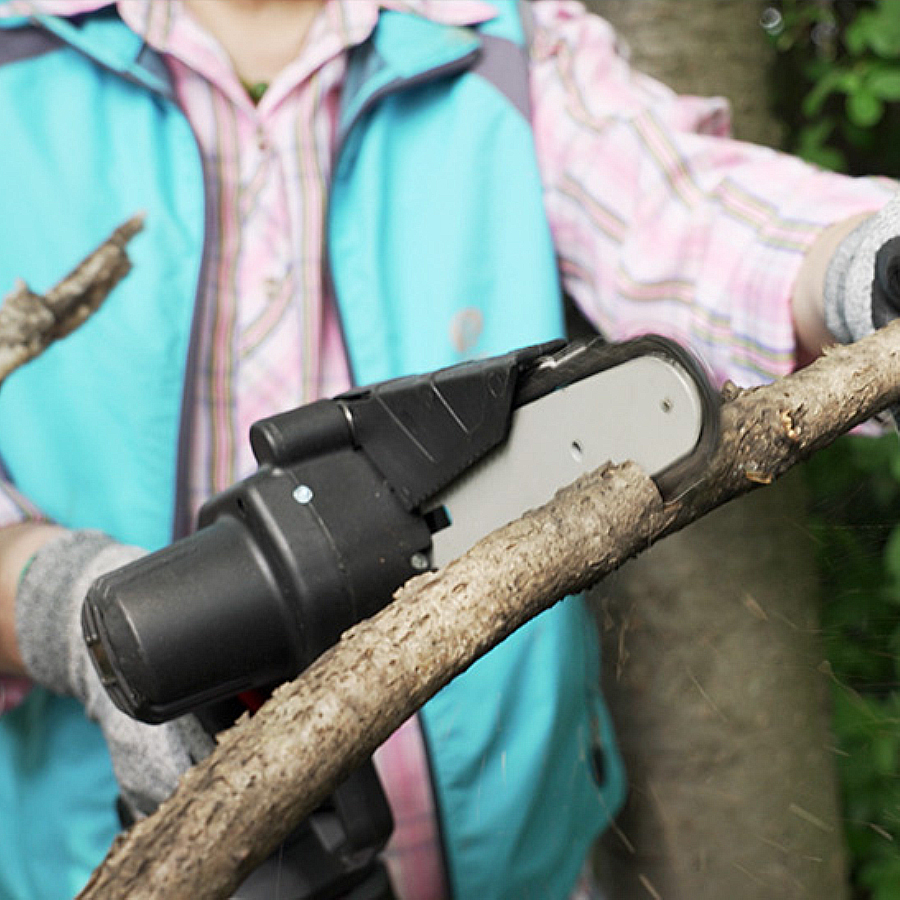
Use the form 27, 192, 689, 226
15, 530, 213, 818
824, 192, 900, 343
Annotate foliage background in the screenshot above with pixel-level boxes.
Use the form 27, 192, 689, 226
769, 2, 900, 896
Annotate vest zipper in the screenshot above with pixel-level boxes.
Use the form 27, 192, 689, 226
321, 39, 482, 898
323, 41, 481, 388
172, 116, 216, 540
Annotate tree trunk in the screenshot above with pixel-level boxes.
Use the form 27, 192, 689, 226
584, 3, 848, 898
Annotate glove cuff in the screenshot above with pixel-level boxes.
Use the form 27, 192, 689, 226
15, 530, 215, 816
823, 218, 869, 343
824, 193, 900, 344
15, 530, 143, 700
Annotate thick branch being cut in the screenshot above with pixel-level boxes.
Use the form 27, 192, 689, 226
76, 320, 900, 900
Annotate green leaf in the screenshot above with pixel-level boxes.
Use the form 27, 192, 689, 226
883, 528, 900, 587
846, 10, 879, 56
872, 732, 899, 777
869, 68, 900, 100
794, 118, 843, 169
799, 143, 846, 172
862, 855, 900, 900
802, 68, 852, 117
847, 87, 886, 127
853, 0, 900, 58
870, 23, 900, 59
875, 881, 900, 900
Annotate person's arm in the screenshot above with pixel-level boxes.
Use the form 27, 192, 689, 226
3, 522, 214, 814
529, 1, 895, 387
0, 522, 64, 674
0, 479, 63, 676
791, 212, 873, 365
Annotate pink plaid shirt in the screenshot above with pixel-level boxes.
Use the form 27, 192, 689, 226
1, 1, 895, 896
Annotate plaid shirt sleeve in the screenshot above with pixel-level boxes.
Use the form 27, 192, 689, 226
0, 478, 43, 529
530, 0, 897, 388
0, 481, 42, 713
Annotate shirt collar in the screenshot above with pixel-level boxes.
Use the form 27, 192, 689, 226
6, 1, 496, 32
3, 0, 497, 93
1, 0, 110, 16
0, 1, 494, 115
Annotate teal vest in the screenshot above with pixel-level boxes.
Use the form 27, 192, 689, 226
0, 4, 625, 898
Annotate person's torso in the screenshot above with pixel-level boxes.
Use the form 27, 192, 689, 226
0, 4, 624, 898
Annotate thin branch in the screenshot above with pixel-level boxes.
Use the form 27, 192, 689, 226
0, 215, 144, 384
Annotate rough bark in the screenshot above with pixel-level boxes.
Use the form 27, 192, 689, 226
0, 216, 143, 384
76, 324, 900, 900
584, 3, 848, 896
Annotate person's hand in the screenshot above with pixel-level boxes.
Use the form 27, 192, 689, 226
825, 192, 900, 343
15, 530, 213, 817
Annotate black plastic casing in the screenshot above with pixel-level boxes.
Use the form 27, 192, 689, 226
82, 347, 553, 724
82, 337, 718, 725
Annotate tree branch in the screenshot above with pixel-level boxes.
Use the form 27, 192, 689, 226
0, 215, 144, 384
76, 320, 900, 900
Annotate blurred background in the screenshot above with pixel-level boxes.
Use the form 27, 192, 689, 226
577, 3, 900, 898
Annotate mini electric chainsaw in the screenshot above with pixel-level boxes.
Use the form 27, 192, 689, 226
81, 333, 719, 900
82, 334, 718, 726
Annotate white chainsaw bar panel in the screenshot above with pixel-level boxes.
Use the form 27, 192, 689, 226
428, 354, 704, 567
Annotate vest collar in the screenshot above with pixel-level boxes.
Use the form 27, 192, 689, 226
0, 3, 171, 96
0, 1, 502, 105
338, 9, 484, 145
